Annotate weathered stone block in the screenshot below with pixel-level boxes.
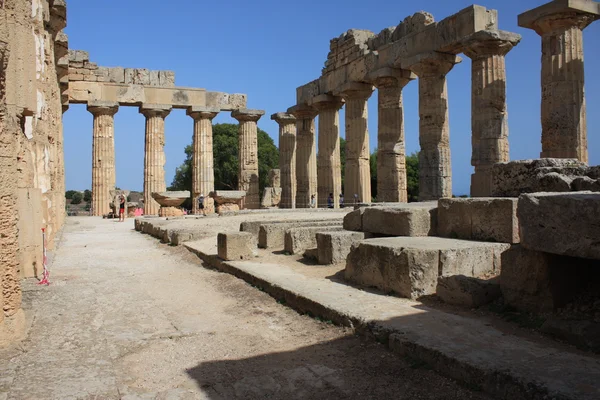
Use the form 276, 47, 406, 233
108, 67, 125, 83
436, 275, 501, 308
259, 220, 342, 250
518, 192, 600, 260
343, 207, 365, 231
217, 232, 257, 261
362, 202, 438, 237
17, 188, 43, 278
284, 226, 343, 255
345, 237, 509, 299
316, 231, 367, 265
437, 198, 519, 244
68, 49, 89, 63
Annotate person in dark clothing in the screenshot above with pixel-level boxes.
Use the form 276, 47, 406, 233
119, 195, 125, 222
327, 193, 334, 208
198, 194, 205, 215
339, 193, 344, 208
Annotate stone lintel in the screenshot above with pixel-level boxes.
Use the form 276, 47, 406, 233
368, 67, 416, 87
518, 0, 600, 30
87, 100, 118, 115
231, 108, 265, 122
187, 106, 220, 119
308, 94, 344, 111
461, 30, 522, 58
287, 104, 318, 120
270, 112, 297, 124
333, 82, 374, 99
400, 51, 462, 75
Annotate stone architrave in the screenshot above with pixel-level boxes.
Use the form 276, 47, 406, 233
187, 106, 219, 214
519, 0, 600, 164
87, 101, 119, 216
140, 104, 171, 216
271, 112, 297, 209
309, 95, 344, 208
288, 105, 318, 208
370, 68, 415, 203
232, 109, 265, 209
335, 82, 374, 204
462, 30, 521, 197
401, 52, 461, 201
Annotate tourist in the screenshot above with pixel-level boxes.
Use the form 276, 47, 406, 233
354, 193, 360, 205
119, 195, 125, 222
327, 193, 334, 208
339, 193, 344, 208
198, 194, 205, 215
310, 194, 316, 208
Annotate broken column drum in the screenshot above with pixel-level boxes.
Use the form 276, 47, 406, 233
188, 107, 219, 214
271, 112, 297, 209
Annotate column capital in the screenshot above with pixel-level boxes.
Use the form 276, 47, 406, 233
270, 112, 296, 126
187, 106, 220, 120
231, 108, 265, 122
368, 67, 416, 89
139, 103, 172, 119
87, 101, 118, 116
333, 82, 374, 100
400, 51, 462, 77
461, 30, 522, 60
308, 94, 344, 112
287, 104, 318, 120
518, 0, 599, 35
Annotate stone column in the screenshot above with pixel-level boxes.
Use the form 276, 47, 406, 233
188, 107, 219, 214
402, 52, 460, 201
232, 109, 265, 209
288, 105, 318, 208
140, 104, 171, 216
309, 95, 344, 208
370, 68, 415, 203
519, 2, 599, 163
462, 31, 521, 197
88, 101, 119, 216
336, 82, 374, 204
271, 112, 297, 209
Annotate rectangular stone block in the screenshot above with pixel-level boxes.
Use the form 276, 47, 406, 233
345, 237, 509, 299
437, 198, 519, 244
284, 226, 343, 255
343, 207, 365, 231
362, 202, 438, 237
258, 220, 342, 250
518, 192, 600, 260
240, 218, 330, 236
316, 231, 368, 265
217, 232, 257, 261
17, 188, 43, 278
436, 275, 501, 308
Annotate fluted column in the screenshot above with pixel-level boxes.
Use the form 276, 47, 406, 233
188, 107, 219, 214
232, 109, 265, 209
336, 82, 373, 204
462, 31, 521, 197
289, 105, 318, 208
370, 68, 415, 202
271, 112, 297, 209
140, 104, 171, 216
403, 52, 460, 201
88, 101, 118, 216
519, 3, 599, 163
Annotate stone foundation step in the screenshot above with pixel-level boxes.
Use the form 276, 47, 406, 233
284, 226, 343, 255
344, 202, 438, 236
240, 217, 343, 236
316, 231, 370, 265
258, 220, 343, 250
345, 237, 510, 299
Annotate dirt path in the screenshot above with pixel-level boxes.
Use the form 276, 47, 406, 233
0, 217, 491, 400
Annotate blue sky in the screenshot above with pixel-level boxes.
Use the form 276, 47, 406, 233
63, 0, 600, 196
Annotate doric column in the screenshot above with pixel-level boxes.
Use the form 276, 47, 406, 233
271, 112, 297, 209
336, 82, 374, 204
402, 52, 460, 201
288, 105, 318, 208
310, 95, 344, 208
187, 106, 219, 214
462, 30, 521, 197
519, 3, 599, 163
88, 101, 119, 216
232, 109, 265, 209
140, 104, 171, 216
370, 68, 415, 203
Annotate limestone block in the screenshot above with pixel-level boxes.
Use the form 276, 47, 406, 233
436, 275, 501, 308
518, 192, 600, 260
437, 198, 519, 244
68, 49, 89, 63
284, 226, 343, 255
17, 188, 43, 278
115, 84, 146, 104
151, 191, 189, 208
108, 67, 125, 83
260, 187, 282, 208
345, 237, 509, 299
571, 176, 600, 192
240, 219, 329, 236
259, 220, 342, 250
343, 207, 365, 231
149, 70, 160, 86
158, 207, 185, 217
362, 202, 438, 237
269, 169, 281, 188
216, 204, 239, 214
218, 232, 257, 261
316, 231, 367, 265
159, 70, 176, 87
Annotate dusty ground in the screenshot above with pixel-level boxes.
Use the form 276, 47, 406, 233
0, 217, 492, 400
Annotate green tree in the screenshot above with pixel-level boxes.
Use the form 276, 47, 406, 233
83, 189, 92, 202
406, 152, 419, 202
71, 191, 83, 205
65, 190, 77, 200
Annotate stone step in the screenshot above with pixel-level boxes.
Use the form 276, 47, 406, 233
344, 202, 437, 236
217, 232, 257, 261
345, 237, 510, 299
258, 220, 343, 250
316, 231, 369, 265
241, 217, 342, 236
284, 226, 344, 255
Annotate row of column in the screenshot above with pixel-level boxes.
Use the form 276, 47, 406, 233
87, 103, 264, 216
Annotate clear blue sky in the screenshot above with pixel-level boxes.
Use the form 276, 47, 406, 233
63, 0, 600, 196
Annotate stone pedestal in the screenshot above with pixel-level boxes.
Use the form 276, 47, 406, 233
232, 109, 264, 210
310, 95, 344, 208
402, 53, 460, 201
140, 104, 171, 216
271, 113, 297, 209
519, 2, 599, 164
151, 191, 188, 217
462, 31, 521, 197
88, 101, 118, 216
370, 68, 415, 203
210, 190, 246, 214
336, 82, 374, 204
289, 105, 318, 208
188, 106, 219, 215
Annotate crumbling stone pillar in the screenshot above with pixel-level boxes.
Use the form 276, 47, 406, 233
232, 109, 265, 210
188, 107, 219, 214
140, 104, 171, 216
403, 52, 460, 201
337, 83, 374, 204
462, 31, 521, 197
271, 112, 297, 209
289, 105, 318, 208
519, 2, 599, 164
88, 101, 119, 216
371, 68, 415, 203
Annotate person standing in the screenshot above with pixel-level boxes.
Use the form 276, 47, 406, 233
327, 193, 334, 208
310, 194, 316, 209
339, 193, 344, 208
119, 195, 126, 222
198, 194, 205, 216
